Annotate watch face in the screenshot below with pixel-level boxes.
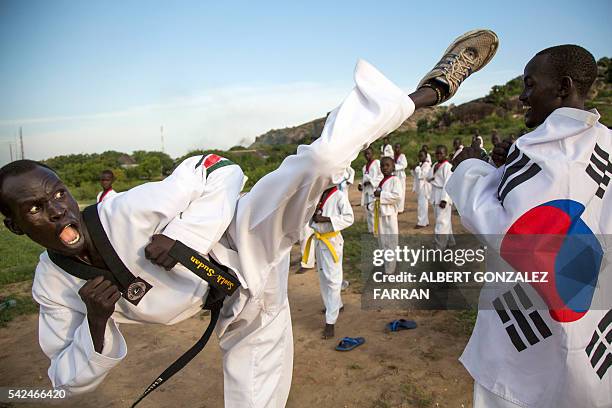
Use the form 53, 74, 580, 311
127, 282, 147, 300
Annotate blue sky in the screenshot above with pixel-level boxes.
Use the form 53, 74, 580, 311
1, 0, 611, 164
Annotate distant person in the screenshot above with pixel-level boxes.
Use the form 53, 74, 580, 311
303, 185, 354, 339
427, 145, 454, 248
374, 156, 403, 274
358, 147, 382, 233
412, 150, 432, 228
393, 143, 408, 213
452, 137, 464, 160
421, 144, 433, 164
491, 129, 501, 147
380, 136, 394, 158
448, 44, 610, 408
96, 170, 117, 203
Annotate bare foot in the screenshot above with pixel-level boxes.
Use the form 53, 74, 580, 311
322, 324, 335, 339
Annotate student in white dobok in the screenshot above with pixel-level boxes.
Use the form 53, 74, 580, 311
302, 186, 353, 339
374, 157, 403, 274
358, 147, 382, 233
380, 136, 394, 158
427, 145, 455, 249
413, 150, 432, 228
393, 143, 408, 213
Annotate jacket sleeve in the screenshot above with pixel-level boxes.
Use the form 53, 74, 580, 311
380, 178, 402, 205
446, 158, 511, 234
159, 155, 245, 256
32, 265, 127, 396
330, 192, 355, 231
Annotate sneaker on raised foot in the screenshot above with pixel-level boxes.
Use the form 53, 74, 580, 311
418, 29, 499, 105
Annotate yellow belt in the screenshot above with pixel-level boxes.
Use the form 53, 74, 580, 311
302, 231, 340, 264
373, 200, 380, 236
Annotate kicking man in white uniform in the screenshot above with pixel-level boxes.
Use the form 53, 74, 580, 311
0, 29, 499, 408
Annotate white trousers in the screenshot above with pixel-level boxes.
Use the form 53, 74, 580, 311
220, 60, 415, 407
378, 213, 399, 274
315, 237, 344, 324
365, 199, 375, 233
433, 203, 455, 249
398, 176, 406, 213
473, 382, 522, 408
417, 193, 429, 226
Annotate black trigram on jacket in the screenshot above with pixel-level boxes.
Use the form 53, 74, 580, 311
497, 147, 542, 206
585, 310, 612, 379
585, 144, 611, 199
492, 284, 552, 352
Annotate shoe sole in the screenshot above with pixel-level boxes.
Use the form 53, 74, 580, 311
440, 29, 499, 74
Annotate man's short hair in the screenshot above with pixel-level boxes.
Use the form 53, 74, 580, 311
101, 169, 114, 178
436, 144, 447, 154
0, 160, 56, 217
535, 44, 597, 97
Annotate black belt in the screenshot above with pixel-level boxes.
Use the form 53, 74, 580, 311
130, 241, 239, 407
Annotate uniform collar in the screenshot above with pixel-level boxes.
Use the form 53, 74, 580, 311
551, 107, 600, 126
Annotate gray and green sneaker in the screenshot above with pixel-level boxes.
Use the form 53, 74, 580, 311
418, 29, 499, 104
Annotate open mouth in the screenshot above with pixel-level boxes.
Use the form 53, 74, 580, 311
59, 224, 81, 246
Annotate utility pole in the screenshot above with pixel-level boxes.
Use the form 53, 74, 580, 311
19, 127, 24, 159
9, 143, 13, 162
160, 125, 165, 153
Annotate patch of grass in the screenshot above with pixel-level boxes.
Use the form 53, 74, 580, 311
341, 219, 368, 285
400, 383, 434, 408
454, 310, 478, 335
0, 295, 39, 327
0, 224, 43, 285
348, 363, 363, 370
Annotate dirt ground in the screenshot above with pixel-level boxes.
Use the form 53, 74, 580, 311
0, 177, 475, 408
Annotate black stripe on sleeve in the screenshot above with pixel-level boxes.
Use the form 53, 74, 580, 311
590, 342, 607, 367
493, 298, 511, 323
497, 154, 530, 198
594, 143, 610, 161
499, 163, 542, 204
513, 284, 533, 309
596, 354, 612, 379
586, 331, 599, 356
528, 311, 552, 339
598, 310, 612, 333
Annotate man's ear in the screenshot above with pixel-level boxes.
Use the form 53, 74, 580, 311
4, 218, 24, 235
558, 76, 573, 98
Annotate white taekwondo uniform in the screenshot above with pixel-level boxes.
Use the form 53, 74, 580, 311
381, 143, 394, 158
96, 188, 118, 203
446, 108, 612, 408
413, 160, 432, 227
339, 166, 355, 192
361, 159, 382, 233
305, 187, 354, 325
427, 160, 454, 249
393, 152, 408, 213
375, 174, 402, 274
31, 59, 417, 407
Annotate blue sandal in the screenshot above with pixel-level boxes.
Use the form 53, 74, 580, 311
335, 337, 365, 351
385, 319, 417, 332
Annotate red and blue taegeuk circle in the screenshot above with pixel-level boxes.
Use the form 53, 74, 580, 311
500, 199, 603, 323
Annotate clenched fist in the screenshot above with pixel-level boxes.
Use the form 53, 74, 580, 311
144, 234, 178, 270
78, 276, 121, 353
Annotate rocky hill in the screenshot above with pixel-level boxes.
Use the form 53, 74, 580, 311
250, 57, 611, 147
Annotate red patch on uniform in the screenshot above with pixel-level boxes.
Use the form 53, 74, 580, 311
203, 154, 223, 168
